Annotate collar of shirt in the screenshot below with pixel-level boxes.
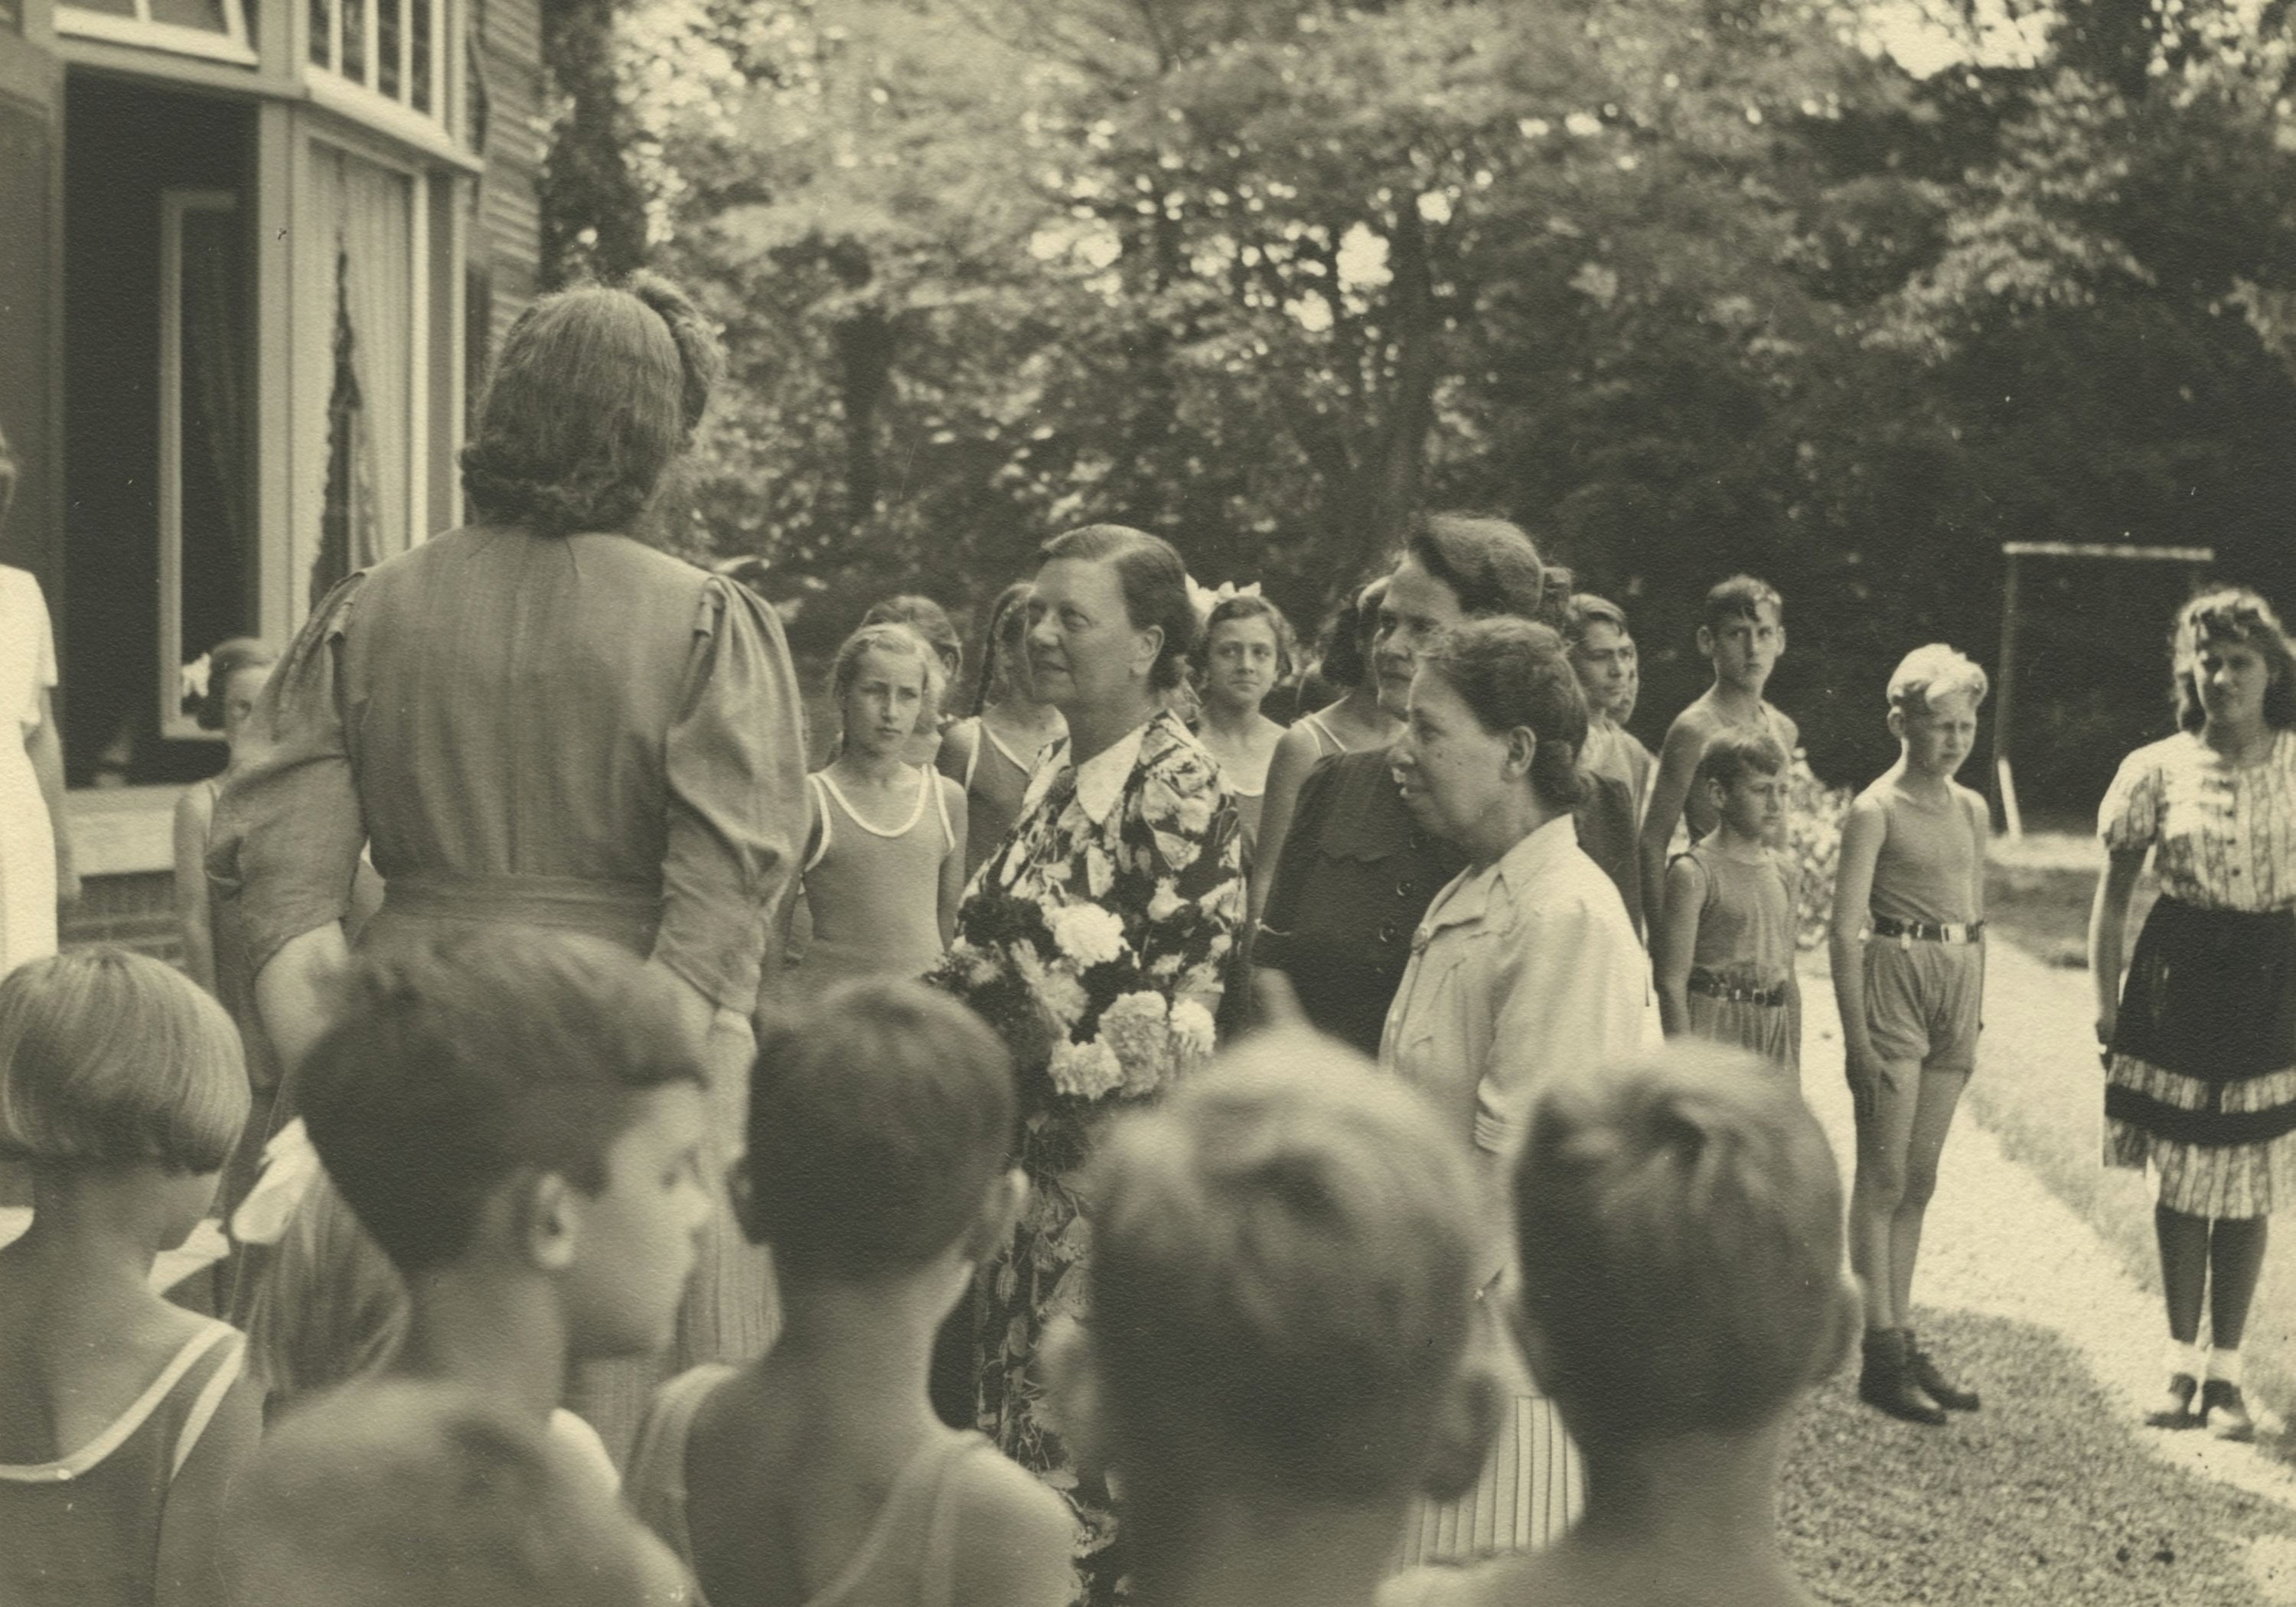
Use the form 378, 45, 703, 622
1024, 717, 1152, 826
1419, 813, 1580, 942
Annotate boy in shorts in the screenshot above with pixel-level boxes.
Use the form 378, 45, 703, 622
1047, 1028, 1496, 1607
1381, 1041, 1857, 1607
1638, 575, 1799, 934
1828, 644, 1990, 1425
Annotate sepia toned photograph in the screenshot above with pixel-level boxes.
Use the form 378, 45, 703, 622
3, 1, 2296, 1602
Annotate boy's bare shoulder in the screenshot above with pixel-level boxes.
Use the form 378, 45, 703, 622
1665, 696, 1730, 742
1952, 781, 1990, 824
948, 1439, 1078, 1566
1765, 702, 1802, 745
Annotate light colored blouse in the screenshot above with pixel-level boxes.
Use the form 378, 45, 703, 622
2101, 729, 2296, 913
208, 526, 809, 1011
1381, 814, 1661, 1156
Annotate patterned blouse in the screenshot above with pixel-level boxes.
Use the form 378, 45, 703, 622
932, 706, 1244, 1126
2099, 729, 2296, 912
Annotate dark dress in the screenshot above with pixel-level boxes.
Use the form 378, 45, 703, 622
1255, 748, 1643, 1058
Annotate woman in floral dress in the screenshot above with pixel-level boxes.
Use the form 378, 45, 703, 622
2091, 588, 2296, 1442
931, 525, 1244, 1602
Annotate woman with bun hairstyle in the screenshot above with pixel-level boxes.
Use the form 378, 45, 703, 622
209, 275, 808, 1446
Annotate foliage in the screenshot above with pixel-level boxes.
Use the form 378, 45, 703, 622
556, 0, 2296, 810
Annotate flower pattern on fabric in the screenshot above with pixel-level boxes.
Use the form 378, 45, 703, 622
927, 708, 1242, 1602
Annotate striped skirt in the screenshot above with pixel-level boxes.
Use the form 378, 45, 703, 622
1397, 1304, 1581, 1564
2105, 897, 2296, 1219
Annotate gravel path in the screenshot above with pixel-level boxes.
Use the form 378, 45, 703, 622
1779, 941, 2296, 1604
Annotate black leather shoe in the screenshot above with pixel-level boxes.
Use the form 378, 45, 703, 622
2202, 1380, 2255, 1442
1860, 1330, 1948, 1426
1908, 1337, 1981, 1412
2144, 1373, 2200, 1429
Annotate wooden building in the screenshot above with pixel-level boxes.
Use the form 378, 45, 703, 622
0, 0, 545, 947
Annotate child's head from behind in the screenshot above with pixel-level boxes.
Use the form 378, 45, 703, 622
1513, 1041, 1854, 1455
1073, 1030, 1484, 1512
0, 947, 246, 1234
1887, 644, 1988, 780
1698, 575, 1785, 691
230, 1384, 689, 1607
298, 931, 712, 1360
830, 621, 944, 758
1697, 729, 1789, 843
739, 980, 1019, 1286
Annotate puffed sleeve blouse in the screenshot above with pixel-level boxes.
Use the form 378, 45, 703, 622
209, 526, 809, 1010
2099, 729, 2296, 914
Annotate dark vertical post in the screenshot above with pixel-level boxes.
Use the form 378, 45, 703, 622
1991, 547, 2022, 833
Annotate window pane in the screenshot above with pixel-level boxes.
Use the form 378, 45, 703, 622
409, 0, 430, 112
309, 0, 329, 65
376, 0, 397, 98
149, 0, 228, 31
341, 0, 364, 81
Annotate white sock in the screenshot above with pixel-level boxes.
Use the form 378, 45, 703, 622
2166, 1338, 2206, 1378
2206, 1347, 2244, 1386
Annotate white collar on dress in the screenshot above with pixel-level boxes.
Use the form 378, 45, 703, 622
1025, 719, 1151, 826
1422, 813, 1581, 938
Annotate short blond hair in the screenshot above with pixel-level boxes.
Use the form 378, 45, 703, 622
1514, 1041, 1847, 1448
0, 947, 246, 1173
1887, 644, 1989, 715
1086, 1029, 1479, 1501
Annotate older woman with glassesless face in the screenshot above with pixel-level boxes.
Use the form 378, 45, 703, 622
1251, 514, 1642, 1058
931, 525, 1244, 1605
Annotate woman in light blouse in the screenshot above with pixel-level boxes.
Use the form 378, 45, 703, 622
1382, 614, 1660, 1564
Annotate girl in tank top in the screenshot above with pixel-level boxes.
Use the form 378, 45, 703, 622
936, 583, 1063, 888
794, 626, 967, 989
1192, 591, 1297, 856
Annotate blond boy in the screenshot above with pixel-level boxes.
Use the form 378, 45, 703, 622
1048, 1030, 1497, 1607
1380, 1041, 1857, 1607
1828, 645, 1990, 1425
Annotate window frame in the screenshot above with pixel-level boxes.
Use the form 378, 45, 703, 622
307, 0, 446, 129
56, 0, 257, 67
157, 186, 246, 742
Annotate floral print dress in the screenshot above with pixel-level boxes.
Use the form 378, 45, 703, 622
929, 706, 1243, 1599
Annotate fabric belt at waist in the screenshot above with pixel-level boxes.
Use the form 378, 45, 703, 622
379, 873, 661, 951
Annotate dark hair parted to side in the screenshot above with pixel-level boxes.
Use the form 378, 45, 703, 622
298, 931, 705, 1276
1701, 573, 1785, 632
742, 980, 1015, 1279
1405, 512, 1570, 627
1087, 1029, 1479, 1502
1696, 728, 1788, 791
1039, 524, 1199, 692
194, 637, 279, 731
1514, 1041, 1849, 1448
458, 272, 724, 538
0, 947, 247, 1173
1420, 616, 1590, 810
2171, 587, 2296, 735
1564, 592, 1629, 644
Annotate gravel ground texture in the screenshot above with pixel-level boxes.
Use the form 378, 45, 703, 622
1782, 934, 2296, 1604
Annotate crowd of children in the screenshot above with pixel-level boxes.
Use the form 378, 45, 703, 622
28, 530, 2294, 1607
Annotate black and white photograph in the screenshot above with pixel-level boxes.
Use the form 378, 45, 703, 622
3, 0, 2296, 1602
